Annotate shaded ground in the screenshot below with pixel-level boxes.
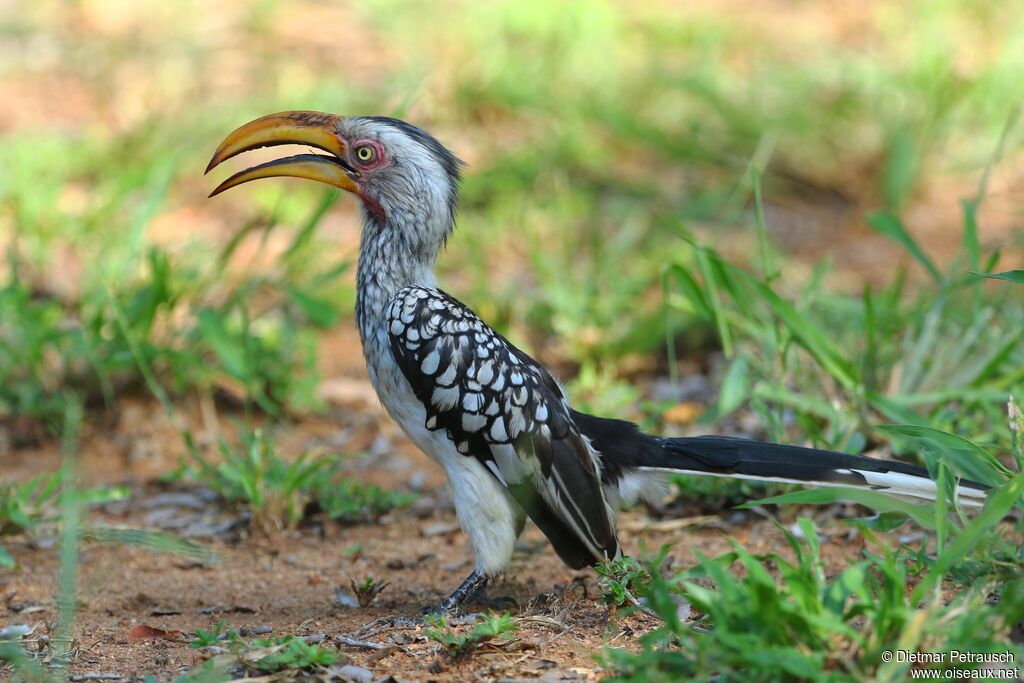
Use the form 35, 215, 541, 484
2, 441, 867, 682
0, 330, 876, 681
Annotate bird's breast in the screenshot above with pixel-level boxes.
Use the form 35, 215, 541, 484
362, 320, 455, 466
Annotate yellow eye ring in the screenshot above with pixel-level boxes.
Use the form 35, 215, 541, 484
356, 145, 375, 163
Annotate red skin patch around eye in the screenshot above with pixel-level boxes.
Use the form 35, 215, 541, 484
350, 139, 388, 222
351, 139, 388, 171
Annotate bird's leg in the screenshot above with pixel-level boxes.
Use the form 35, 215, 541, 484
426, 569, 489, 616
356, 570, 491, 637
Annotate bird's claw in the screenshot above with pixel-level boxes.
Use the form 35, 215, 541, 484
356, 609, 486, 638
419, 603, 440, 617
355, 614, 423, 637
449, 611, 486, 624
420, 606, 486, 624
386, 615, 425, 629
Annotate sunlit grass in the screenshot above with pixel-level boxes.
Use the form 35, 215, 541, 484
1, 1, 1023, 679
3, 2, 1023, 425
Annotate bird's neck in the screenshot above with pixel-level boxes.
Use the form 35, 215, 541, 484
355, 209, 441, 344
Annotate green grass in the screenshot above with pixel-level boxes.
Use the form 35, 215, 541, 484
4, 1, 1023, 434
247, 635, 341, 673
0, 469, 63, 568
599, 174, 1024, 679
424, 611, 519, 660
0, 191, 349, 430
186, 627, 340, 677
2, 2, 1024, 680
0, 404, 211, 681
602, 479, 1019, 679
663, 167, 1023, 456
0, 460, 202, 571
175, 428, 416, 533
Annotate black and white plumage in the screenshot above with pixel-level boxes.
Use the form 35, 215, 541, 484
207, 111, 990, 614
387, 285, 618, 569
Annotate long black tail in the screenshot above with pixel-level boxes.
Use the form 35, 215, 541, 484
646, 435, 989, 506
571, 412, 989, 508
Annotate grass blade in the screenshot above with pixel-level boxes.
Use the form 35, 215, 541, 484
83, 527, 215, 564
867, 211, 941, 283
875, 424, 1012, 486
912, 472, 1024, 602
741, 274, 859, 390
694, 249, 734, 357
743, 487, 936, 529
971, 270, 1024, 284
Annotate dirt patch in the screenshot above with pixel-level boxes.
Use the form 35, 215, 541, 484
1, 388, 874, 681
2, 492, 869, 680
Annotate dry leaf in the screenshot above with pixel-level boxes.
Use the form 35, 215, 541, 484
127, 624, 184, 642
663, 402, 704, 425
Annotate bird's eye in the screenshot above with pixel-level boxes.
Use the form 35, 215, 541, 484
355, 145, 375, 163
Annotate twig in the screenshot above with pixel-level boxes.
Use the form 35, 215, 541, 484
355, 614, 422, 638
618, 515, 719, 533
334, 634, 390, 650
516, 615, 567, 631
69, 675, 125, 682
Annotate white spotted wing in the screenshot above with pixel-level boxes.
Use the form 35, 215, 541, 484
386, 286, 619, 567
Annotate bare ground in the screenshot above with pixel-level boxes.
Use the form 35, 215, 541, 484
1, 331, 871, 682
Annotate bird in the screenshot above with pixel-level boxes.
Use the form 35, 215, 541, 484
206, 111, 989, 615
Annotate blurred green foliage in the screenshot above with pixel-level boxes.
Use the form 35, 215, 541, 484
2, 0, 1022, 435
174, 428, 415, 533
1, 2, 1023, 680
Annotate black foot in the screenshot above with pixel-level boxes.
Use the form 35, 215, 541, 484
355, 614, 423, 637
356, 609, 485, 638
418, 570, 519, 615
434, 569, 489, 615
354, 570, 490, 637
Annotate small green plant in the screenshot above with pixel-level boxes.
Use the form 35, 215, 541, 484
190, 621, 239, 649
314, 478, 417, 524
189, 429, 331, 533
250, 636, 340, 672
0, 470, 62, 568
0, 467, 136, 569
425, 611, 519, 660
596, 556, 651, 608
181, 429, 415, 533
350, 576, 389, 608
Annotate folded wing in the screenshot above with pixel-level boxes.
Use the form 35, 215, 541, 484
386, 286, 619, 568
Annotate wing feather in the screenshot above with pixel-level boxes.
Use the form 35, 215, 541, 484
386, 286, 618, 567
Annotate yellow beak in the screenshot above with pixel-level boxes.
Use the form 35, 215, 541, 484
206, 111, 359, 197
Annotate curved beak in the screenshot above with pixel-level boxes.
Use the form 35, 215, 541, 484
206, 111, 359, 197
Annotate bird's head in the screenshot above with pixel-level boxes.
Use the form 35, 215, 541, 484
207, 111, 463, 253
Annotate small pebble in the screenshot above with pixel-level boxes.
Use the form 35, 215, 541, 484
334, 587, 358, 608
332, 664, 374, 683
0, 624, 32, 639
238, 625, 272, 637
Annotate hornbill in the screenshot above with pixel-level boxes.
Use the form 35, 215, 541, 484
207, 112, 988, 614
